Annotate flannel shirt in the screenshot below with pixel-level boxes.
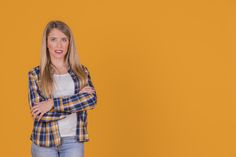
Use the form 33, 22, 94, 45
28, 64, 97, 147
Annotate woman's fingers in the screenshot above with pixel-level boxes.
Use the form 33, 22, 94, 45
31, 105, 42, 119
81, 89, 94, 92
83, 86, 93, 90
30, 102, 48, 120
37, 112, 45, 120
79, 89, 95, 94
31, 105, 38, 112
31, 109, 38, 117
32, 110, 41, 118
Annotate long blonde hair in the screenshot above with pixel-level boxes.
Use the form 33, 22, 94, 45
39, 20, 88, 98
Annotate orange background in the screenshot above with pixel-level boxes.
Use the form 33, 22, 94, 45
0, 0, 236, 156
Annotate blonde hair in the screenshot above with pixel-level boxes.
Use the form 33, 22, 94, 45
39, 20, 88, 98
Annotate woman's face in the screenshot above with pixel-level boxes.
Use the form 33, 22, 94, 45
47, 28, 69, 61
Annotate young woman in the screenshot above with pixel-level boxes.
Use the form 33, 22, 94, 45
28, 20, 97, 157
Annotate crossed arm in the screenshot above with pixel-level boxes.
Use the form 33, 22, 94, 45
28, 65, 97, 123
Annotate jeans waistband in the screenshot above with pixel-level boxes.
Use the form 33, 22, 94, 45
61, 136, 77, 140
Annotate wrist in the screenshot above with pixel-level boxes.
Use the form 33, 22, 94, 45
48, 98, 53, 106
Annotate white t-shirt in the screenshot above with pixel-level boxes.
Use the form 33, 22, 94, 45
53, 73, 77, 137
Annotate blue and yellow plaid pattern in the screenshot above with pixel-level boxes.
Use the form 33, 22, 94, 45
28, 64, 97, 147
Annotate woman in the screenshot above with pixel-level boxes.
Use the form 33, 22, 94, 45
28, 20, 97, 157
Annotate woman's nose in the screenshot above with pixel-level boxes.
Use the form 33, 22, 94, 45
56, 41, 63, 48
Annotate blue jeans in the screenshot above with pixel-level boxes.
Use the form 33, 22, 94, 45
31, 136, 84, 157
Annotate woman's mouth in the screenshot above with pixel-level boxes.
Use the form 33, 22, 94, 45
55, 50, 63, 54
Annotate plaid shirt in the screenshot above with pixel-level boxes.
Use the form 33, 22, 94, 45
28, 64, 97, 147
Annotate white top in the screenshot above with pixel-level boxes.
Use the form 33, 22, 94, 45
53, 73, 77, 137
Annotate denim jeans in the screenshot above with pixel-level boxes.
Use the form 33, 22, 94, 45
31, 136, 84, 157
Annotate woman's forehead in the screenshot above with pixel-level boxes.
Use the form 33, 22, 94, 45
48, 28, 68, 38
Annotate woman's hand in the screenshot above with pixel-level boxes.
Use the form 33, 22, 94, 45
31, 99, 53, 120
79, 86, 95, 94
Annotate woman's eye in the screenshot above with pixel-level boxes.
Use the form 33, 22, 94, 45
62, 38, 67, 42
50, 38, 56, 41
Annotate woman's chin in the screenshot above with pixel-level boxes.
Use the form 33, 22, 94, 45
51, 54, 66, 60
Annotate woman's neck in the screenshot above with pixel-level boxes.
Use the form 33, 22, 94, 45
51, 59, 69, 74
51, 58, 68, 68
